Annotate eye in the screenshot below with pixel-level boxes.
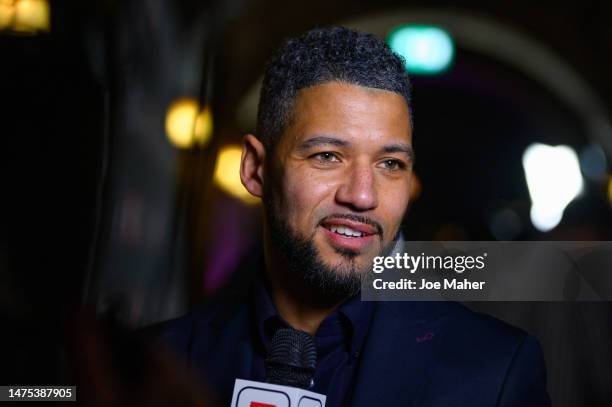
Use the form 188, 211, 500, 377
312, 152, 340, 163
379, 159, 407, 171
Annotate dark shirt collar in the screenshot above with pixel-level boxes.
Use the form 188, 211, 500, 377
253, 275, 376, 357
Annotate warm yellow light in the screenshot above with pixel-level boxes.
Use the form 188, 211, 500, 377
166, 99, 198, 148
194, 105, 213, 146
214, 145, 259, 205
14, 0, 49, 32
0, 1, 15, 30
165, 98, 213, 149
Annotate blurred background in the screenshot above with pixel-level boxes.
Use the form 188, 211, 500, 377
1, 0, 611, 405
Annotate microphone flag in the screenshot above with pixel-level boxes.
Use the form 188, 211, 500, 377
230, 378, 326, 407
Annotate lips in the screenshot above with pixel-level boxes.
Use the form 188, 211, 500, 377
327, 225, 368, 238
320, 216, 380, 252
320, 218, 379, 236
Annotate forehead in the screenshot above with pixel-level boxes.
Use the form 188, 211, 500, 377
285, 81, 412, 146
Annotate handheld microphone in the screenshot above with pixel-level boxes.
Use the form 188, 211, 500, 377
230, 328, 326, 407
265, 328, 317, 389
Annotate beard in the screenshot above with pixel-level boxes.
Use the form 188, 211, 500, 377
264, 197, 397, 303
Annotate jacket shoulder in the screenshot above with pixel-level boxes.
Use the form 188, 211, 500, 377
447, 302, 527, 338
140, 304, 221, 355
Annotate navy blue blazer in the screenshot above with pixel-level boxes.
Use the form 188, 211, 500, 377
151, 296, 550, 406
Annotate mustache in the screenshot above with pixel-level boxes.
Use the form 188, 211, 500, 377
319, 213, 384, 237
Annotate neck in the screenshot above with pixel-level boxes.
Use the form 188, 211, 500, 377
263, 239, 346, 336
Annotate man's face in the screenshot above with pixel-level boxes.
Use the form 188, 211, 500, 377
265, 81, 413, 296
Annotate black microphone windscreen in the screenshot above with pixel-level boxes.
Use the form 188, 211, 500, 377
265, 327, 317, 389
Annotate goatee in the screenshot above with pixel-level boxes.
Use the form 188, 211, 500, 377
264, 199, 396, 303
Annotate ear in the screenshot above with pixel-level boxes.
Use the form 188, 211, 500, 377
240, 134, 266, 198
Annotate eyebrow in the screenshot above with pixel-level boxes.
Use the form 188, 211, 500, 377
297, 135, 350, 151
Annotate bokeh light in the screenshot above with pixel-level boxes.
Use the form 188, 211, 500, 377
194, 105, 213, 146
522, 143, 583, 232
0, 1, 14, 30
165, 98, 213, 149
387, 25, 454, 75
213, 145, 259, 205
0, 0, 50, 33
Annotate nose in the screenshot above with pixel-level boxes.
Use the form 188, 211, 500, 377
335, 161, 378, 211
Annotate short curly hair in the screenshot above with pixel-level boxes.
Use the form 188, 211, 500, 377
256, 26, 412, 151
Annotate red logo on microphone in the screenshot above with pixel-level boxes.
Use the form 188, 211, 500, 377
250, 403, 276, 407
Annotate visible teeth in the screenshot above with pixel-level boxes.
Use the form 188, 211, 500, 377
329, 226, 363, 237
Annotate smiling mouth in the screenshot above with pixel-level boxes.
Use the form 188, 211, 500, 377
319, 216, 381, 245
320, 221, 378, 253
324, 225, 372, 238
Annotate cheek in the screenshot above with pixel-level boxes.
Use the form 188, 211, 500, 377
379, 179, 411, 236
282, 170, 338, 229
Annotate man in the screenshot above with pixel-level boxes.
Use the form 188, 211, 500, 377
155, 27, 550, 406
